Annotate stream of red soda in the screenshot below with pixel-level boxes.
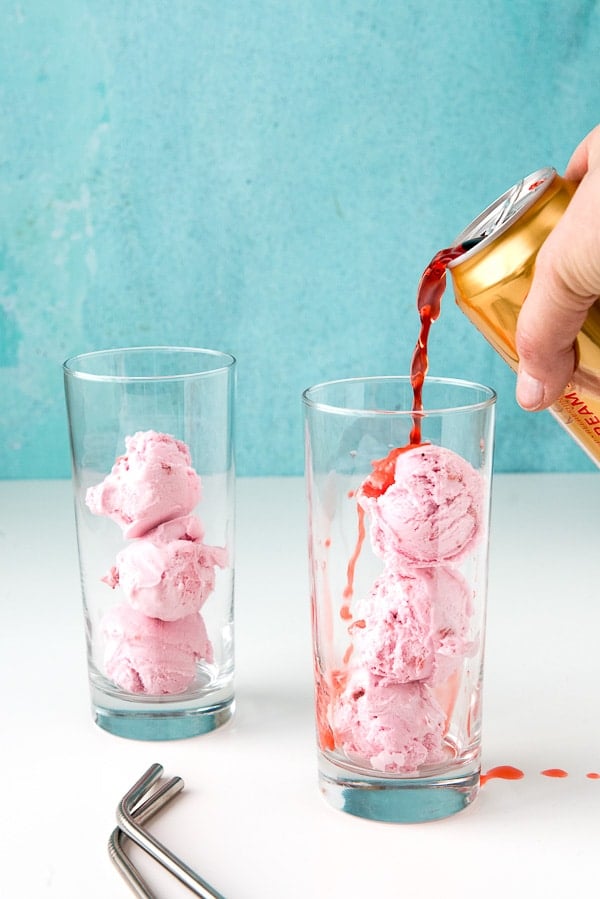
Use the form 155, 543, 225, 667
342, 242, 474, 616
361, 243, 470, 501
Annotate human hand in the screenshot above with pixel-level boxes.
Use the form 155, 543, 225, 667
515, 125, 600, 410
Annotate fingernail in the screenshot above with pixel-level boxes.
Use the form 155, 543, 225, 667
517, 371, 545, 410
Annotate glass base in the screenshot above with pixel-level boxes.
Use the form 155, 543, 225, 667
319, 757, 480, 823
93, 696, 234, 741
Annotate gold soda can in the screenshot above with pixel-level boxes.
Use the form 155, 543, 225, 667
449, 167, 600, 467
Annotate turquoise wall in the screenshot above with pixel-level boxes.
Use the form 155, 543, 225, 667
1, 1, 598, 476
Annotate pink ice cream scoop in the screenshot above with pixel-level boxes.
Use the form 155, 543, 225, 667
361, 444, 484, 566
332, 670, 446, 774
102, 603, 213, 695
103, 515, 227, 621
86, 430, 201, 538
351, 566, 475, 685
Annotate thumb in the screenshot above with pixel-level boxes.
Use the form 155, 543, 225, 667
515, 169, 600, 410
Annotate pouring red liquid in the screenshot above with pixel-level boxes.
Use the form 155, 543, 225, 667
343, 239, 481, 609
361, 240, 480, 501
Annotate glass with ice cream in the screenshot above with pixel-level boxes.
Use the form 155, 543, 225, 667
303, 376, 495, 822
64, 347, 235, 740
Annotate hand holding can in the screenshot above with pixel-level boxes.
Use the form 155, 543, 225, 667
515, 125, 600, 412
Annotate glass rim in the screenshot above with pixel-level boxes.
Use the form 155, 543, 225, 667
302, 375, 497, 416
63, 346, 236, 382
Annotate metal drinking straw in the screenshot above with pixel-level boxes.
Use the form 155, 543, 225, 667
116, 763, 226, 899
110, 775, 184, 898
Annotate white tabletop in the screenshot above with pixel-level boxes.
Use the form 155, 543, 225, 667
1, 474, 598, 899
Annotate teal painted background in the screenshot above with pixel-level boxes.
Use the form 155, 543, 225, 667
1, 0, 599, 477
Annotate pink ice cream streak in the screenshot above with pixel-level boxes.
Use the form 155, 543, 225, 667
87, 431, 226, 695
331, 444, 484, 774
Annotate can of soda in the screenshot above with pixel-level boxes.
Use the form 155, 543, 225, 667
448, 167, 600, 466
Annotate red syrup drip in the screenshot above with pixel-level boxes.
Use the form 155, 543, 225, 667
341, 503, 367, 616
314, 667, 335, 751
541, 768, 568, 778
480, 765, 525, 786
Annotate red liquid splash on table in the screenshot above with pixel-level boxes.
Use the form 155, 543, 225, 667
479, 766, 600, 786
480, 765, 525, 786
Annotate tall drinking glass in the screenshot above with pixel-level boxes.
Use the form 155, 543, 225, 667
303, 376, 495, 822
64, 347, 235, 740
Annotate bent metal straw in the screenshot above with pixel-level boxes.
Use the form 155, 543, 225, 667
115, 763, 225, 899
109, 775, 184, 898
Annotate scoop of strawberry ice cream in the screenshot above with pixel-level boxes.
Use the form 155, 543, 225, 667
103, 515, 227, 621
332, 670, 446, 774
360, 444, 484, 567
102, 603, 213, 695
86, 430, 201, 538
350, 566, 474, 685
